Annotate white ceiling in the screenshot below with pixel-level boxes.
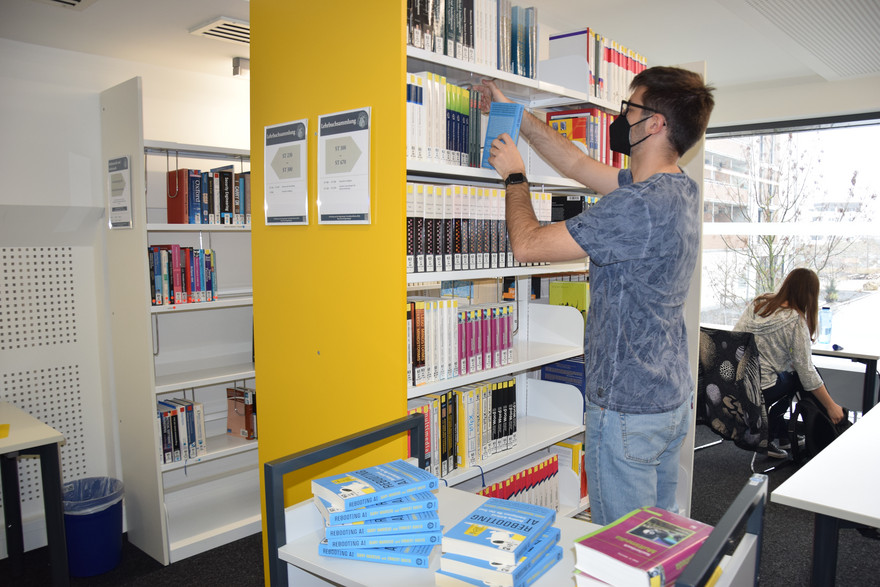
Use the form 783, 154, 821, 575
1, 0, 879, 89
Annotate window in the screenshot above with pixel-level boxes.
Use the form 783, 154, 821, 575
700, 120, 880, 350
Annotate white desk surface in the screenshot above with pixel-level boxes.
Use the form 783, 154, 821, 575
771, 404, 880, 527
811, 344, 879, 362
0, 402, 65, 453
279, 485, 600, 587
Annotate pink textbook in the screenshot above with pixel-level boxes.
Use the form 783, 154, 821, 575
573, 506, 713, 587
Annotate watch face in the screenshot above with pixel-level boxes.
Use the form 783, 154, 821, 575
505, 173, 526, 186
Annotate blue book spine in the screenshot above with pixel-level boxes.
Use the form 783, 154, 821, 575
323, 530, 442, 549
325, 511, 440, 537
316, 492, 438, 525
317, 543, 436, 568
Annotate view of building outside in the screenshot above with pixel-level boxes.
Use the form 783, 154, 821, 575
700, 123, 880, 350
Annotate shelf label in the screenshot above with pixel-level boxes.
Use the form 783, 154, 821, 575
264, 119, 309, 225
107, 155, 133, 229
317, 108, 371, 225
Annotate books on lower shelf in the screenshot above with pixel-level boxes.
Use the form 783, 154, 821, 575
438, 526, 562, 587
313, 460, 441, 568
408, 376, 519, 480
157, 398, 207, 464
408, 297, 517, 387
226, 386, 257, 440
147, 245, 216, 306
166, 167, 250, 225
441, 497, 557, 566
573, 506, 713, 587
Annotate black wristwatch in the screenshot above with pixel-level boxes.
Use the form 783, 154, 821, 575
504, 172, 527, 187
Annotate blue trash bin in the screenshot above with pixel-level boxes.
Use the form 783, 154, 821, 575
62, 476, 124, 577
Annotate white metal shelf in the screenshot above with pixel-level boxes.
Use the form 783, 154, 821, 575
406, 260, 587, 285
150, 296, 253, 314
154, 362, 255, 394
160, 433, 258, 473
146, 223, 251, 233
440, 414, 583, 487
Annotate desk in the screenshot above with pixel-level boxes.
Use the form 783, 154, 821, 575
812, 344, 879, 413
771, 403, 880, 586
279, 486, 599, 586
0, 402, 69, 586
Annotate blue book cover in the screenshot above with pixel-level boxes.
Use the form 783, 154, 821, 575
317, 543, 437, 568
440, 527, 560, 586
324, 511, 441, 537
322, 530, 443, 549
310, 459, 439, 511
314, 491, 438, 525
481, 102, 525, 170
436, 546, 563, 587
441, 498, 556, 565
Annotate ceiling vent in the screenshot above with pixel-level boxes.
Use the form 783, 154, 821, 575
30, 0, 99, 9
189, 16, 250, 46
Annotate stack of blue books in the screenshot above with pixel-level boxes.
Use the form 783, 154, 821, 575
437, 498, 562, 586
312, 459, 441, 568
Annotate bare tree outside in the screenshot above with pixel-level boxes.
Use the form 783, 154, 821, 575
701, 124, 880, 334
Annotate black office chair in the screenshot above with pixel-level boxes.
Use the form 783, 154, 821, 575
695, 328, 771, 465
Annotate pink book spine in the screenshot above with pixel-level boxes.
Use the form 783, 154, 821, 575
492, 305, 502, 369
458, 309, 468, 376
466, 310, 476, 375
473, 309, 483, 372
482, 307, 492, 370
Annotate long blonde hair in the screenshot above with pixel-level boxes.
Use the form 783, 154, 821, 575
753, 268, 820, 340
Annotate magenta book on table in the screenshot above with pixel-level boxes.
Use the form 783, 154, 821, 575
573, 506, 713, 587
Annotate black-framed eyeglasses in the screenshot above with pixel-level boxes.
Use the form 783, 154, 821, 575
620, 100, 663, 117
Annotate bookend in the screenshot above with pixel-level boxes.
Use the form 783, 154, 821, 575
263, 413, 426, 587
676, 474, 768, 587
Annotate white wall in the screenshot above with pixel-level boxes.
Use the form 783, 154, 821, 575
0, 37, 248, 553
711, 75, 880, 127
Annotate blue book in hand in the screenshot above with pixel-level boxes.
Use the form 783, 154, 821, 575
441, 498, 556, 565
481, 102, 525, 170
310, 459, 438, 511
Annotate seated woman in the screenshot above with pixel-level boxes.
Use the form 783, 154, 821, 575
734, 267, 844, 459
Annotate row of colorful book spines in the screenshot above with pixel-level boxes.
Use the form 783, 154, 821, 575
593, 33, 649, 104
406, 0, 538, 78
406, 73, 483, 168
548, 110, 628, 169
166, 168, 251, 226
407, 378, 518, 479
157, 398, 207, 465
147, 245, 216, 306
475, 454, 559, 508
548, 27, 648, 104
408, 301, 515, 387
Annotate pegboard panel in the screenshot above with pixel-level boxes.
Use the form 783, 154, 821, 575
0, 247, 78, 350
0, 245, 108, 551
1, 366, 87, 505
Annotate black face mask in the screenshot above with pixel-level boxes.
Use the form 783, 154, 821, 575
609, 112, 653, 156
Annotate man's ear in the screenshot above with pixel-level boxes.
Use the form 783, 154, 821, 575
647, 113, 667, 135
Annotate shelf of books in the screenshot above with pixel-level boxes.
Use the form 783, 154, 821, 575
102, 77, 257, 565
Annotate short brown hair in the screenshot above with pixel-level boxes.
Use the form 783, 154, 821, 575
632, 66, 715, 157
754, 268, 821, 339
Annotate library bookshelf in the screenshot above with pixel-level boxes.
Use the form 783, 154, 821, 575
251, 5, 705, 583
101, 77, 257, 565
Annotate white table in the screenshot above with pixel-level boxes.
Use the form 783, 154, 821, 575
812, 344, 879, 413
0, 402, 68, 586
771, 403, 880, 586
278, 486, 599, 586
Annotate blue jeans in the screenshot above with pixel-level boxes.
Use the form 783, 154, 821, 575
585, 395, 692, 526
